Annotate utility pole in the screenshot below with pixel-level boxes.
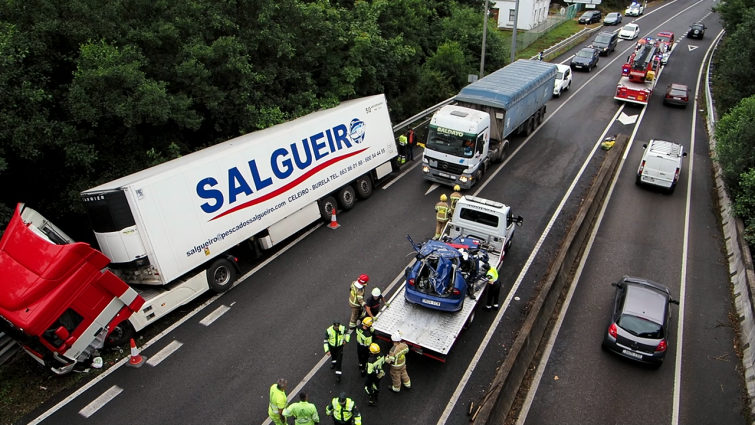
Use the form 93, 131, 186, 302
480, 0, 490, 79
510, 0, 521, 64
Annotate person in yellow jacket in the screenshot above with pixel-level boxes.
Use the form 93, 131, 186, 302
386, 334, 411, 392
268, 378, 288, 425
449, 185, 463, 217
348, 274, 369, 329
484, 263, 501, 310
355, 317, 375, 377
326, 392, 362, 425
434, 194, 450, 239
324, 319, 350, 382
397, 133, 408, 165
283, 392, 320, 425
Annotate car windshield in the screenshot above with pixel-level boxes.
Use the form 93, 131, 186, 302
607, 13, 619, 18
595, 35, 611, 43
624, 25, 637, 31
581, 13, 592, 18
556, 71, 565, 80
427, 128, 475, 158
658, 35, 671, 42
691, 24, 703, 29
577, 50, 593, 58
618, 314, 664, 338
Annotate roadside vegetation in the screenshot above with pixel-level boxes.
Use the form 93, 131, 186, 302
713, 2, 755, 247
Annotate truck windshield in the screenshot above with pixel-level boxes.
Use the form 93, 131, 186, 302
427, 128, 475, 158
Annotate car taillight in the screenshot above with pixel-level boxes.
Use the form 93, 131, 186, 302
666, 93, 672, 98
673, 168, 680, 184
408, 278, 415, 286
681, 96, 688, 101
638, 160, 646, 174
452, 288, 461, 295
656, 339, 667, 352
608, 323, 618, 338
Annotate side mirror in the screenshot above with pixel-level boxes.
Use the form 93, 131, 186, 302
516, 216, 524, 227
54, 326, 69, 341
669, 299, 680, 305
611, 282, 623, 288
683, 152, 688, 157
642, 143, 648, 149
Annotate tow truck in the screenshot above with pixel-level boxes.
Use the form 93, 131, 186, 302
614, 37, 663, 105
373, 196, 522, 361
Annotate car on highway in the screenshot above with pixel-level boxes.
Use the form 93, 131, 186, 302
570, 47, 600, 72
578, 10, 602, 24
663, 83, 689, 108
602, 276, 680, 367
619, 23, 640, 40
625, 2, 644, 16
636, 139, 687, 193
553, 64, 572, 97
603, 12, 622, 26
404, 239, 469, 312
590, 31, 619, 56
688, 23, 706, 39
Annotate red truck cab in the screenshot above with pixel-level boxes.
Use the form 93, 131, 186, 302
0, 204, 144, 374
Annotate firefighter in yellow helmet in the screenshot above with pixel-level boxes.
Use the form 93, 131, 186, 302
434, 194, 450, 240
449, 185, 462, 217
364, 343, 385, 406
355, 317, 375, 377
386, 333, 411, 392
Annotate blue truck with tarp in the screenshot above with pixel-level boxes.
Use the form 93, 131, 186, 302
421, 59, 557, 188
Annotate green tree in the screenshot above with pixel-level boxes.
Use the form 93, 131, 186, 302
734, 168, 755, 246
713, 8, 755, 113
715, 0, 755, 32
715, 95, 755, 196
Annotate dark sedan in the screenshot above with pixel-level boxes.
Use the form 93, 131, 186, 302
603, 12, 622, 26
602, 276, 680, 367
578, 11, 602, 24
570, 47, 599, 72
688, 23, 706, 39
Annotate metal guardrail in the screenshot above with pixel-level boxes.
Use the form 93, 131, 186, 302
0, 331, 20, 366
531, 25, 605, 62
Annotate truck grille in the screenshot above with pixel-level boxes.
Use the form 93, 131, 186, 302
432, 160, 467, 175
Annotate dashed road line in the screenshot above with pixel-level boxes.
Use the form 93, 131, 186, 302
200, 305, 231, 326
78, 385, 122, 418
146, 340, 183, 367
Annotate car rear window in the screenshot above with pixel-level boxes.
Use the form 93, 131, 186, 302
670, 88, 687, 96
618, 314, 664, 338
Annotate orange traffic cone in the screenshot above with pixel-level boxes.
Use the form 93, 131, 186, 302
126, 338, 147, 368
328, 208, 340, 229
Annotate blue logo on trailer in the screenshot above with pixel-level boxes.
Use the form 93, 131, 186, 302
349, 118, 366, 144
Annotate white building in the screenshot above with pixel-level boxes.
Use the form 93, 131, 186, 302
492, 0, 551, 30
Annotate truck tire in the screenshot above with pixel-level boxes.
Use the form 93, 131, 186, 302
521, 118, 531, 136
207, 258, 237, 292
105, 320, 135, 348
355, 175, 373, 200
319, 195, 337, 221
337, 185, 356, 210
495, 141, 509, 163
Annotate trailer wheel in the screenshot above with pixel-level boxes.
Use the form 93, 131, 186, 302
337, 185, 356, 210
522, 118, 532, 136
207, 258, 237, 293
105, 320, 135, 348
319, 195, 338, 221
355, 175, 373, 200
463, 309, 476, 330
495, 141, 509, 163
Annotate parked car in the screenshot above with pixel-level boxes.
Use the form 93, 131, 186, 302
570, 47, 600, 71
590, 31, 619, 56
688, 23, 706, 39
553, 64, 572, 97
625, 2, 644, 16
602, 276, 680, 368
663, 84, 689, 108
619, 23, 641, 40
579, 10, 602, 24
636, 139, 687, 193
603, 12, 623, 26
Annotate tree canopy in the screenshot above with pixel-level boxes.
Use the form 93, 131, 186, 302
0, 0, 507, 238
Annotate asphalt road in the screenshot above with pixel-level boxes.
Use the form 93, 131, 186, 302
519, 1, 745, 424
20, 0, 744, 424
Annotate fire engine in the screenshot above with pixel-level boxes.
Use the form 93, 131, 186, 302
614, 37, 663, 105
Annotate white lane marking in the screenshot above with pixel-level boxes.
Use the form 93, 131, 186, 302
516, 114, 643, 425
382, 159, 423, 190
146, 340, 183, 367
28, 224, 323, 425
436, 106, 626, 424
78, 386, 122, 418
672, 28, 723, 425
425, 183, 441, 195
200, 305, 231, 326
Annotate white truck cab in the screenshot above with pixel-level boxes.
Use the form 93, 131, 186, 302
636, 139, 687, 193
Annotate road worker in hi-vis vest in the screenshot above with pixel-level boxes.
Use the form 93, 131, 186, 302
268, 378, 288, 425
434, 194, 450, 239
326, 392, 362, 425
324, 319, 350, 382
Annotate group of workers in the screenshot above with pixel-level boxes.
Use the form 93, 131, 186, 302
268, 274, 411, 425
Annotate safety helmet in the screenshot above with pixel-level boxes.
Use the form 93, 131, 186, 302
454, 185, 461, 191
358, 274, 369, 284
372, 287, 381, 297
440, 194, 448, 201
369, 343, 381, 354
391, 333, 402, 342
362, 317, 374, 327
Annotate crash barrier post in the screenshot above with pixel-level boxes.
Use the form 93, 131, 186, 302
472, 134, 629, 424
126, 338, 147, 368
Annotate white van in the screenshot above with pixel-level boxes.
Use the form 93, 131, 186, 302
636, 140, 687, 193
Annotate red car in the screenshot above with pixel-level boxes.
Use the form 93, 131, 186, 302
663, 83, 689, 108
